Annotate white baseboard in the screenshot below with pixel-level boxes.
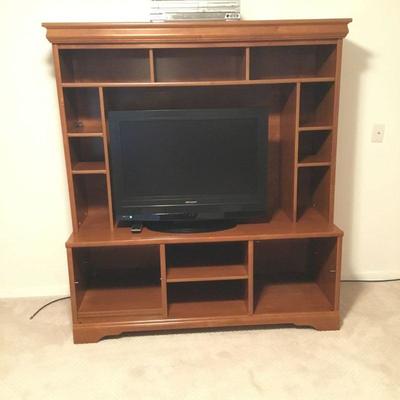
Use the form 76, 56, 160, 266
342, 271, 400, 281
0, 284, 70, 299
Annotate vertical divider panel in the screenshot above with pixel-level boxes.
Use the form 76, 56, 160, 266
334, 236, 343, 311
52, 45, 79, 232
160, 244, 168, 317
66, 248, 79, 323
98, 87, 114, 229
329, 40, 342, 223
245, 47, 250, 80
294, 82, 301, 221
247, 241, 254, 314
280, 83, 300, 221
149, 49, 156, 82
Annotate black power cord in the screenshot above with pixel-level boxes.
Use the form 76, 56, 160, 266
29, 296, 70, 320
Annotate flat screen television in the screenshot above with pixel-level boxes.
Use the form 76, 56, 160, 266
108, 108, 268, 232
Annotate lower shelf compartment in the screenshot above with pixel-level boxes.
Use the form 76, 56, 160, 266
168, 280, 248, 318
73, 245, 162, 320
254, 282, 333, 314
78, 286, 162, 318
169, 299, 248, 319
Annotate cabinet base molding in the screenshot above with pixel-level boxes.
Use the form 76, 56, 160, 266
73, 311, 340, 344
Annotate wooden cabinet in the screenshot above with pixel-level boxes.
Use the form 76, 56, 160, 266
43, 19, 351, 343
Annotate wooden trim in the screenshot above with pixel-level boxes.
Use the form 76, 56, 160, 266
329, 40, 343, 223
148, 49, 155, 82
57, 39, 340, 49
72, 310, 341, 343
43, 19, 352, 44
247, 241, 254, 314
334, 236, 343, 311
66, 248, 78, 322
66, 226, 344, 248
160, 244, 168, 317
245, 47, 250, 80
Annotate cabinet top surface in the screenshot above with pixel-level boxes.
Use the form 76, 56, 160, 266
42, 19, 351, 44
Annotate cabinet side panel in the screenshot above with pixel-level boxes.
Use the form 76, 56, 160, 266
330, 40, 343, 223
52, 44, 78, 231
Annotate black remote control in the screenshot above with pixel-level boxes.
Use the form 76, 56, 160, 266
130, 222, 143, 233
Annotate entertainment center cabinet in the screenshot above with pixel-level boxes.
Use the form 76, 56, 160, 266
43, 19, 351, 343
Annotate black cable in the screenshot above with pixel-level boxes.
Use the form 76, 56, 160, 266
29, 296, 70, 320
341, 278, 400, 283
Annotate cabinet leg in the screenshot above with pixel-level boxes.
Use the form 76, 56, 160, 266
73, 326, 112, 344
295, 313, 341, 331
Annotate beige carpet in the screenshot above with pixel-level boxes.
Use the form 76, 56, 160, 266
1, 282, 400, 400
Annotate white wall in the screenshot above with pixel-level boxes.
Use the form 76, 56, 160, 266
1, 1, 399, 297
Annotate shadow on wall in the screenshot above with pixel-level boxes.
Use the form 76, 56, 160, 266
45, 49, 55, 78
336, 40, 370, 317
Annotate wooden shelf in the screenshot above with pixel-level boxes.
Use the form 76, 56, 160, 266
255, 282, 333, 314
72, 161, 106, 174
78, 286, 162, 318
169, 299, 248, 318
61, 76, 335, 88
299, 125, 334, 132
167, 264, 248, 283
67, 132, 103, 138
65, 120, 103, 135
68, 208, 342, 248
298, 161, 331, 168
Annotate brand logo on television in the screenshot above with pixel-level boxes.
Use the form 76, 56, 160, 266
185, 200, 198, 204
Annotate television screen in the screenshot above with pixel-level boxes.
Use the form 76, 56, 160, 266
108, 108, 268, 229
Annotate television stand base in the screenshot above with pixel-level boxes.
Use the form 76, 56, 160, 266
146, 220, 236, 233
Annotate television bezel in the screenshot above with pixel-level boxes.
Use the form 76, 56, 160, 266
108, 108, 268, 224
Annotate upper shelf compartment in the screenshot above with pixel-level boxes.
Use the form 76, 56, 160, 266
250, 45, 336, 80
59, 49, 150, 83
154, 48, 245, 82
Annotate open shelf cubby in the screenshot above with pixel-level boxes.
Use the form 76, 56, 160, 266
59, 49, 150, 83
250, 45, 336, 80
63, 88, 102, 134
298, 130, 332, 165
297, 166, 331, 221
72, 246, 162, 321
103, 84, 295, 221
69, 137, 105, 174
154, 48, 245, 82
73, 174, 109, 229
254, 238, 337, 314
300, 82, 335, 128
166, 242, 248, 283
168, 280, 248, 318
